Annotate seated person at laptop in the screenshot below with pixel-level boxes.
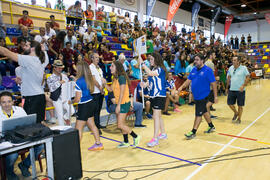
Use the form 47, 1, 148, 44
0, 91, 43, 180
107, 91, 146, 128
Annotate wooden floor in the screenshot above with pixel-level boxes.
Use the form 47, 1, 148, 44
80, 79, 270, 180
13, 79, 270, 180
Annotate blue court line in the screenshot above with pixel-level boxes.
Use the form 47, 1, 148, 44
100, 135, 201, 166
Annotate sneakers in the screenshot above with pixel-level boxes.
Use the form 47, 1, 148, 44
185, 131, 196, 140
88, 143, 104, 151
117, 142, 130, 148
210, 106, 216, 111
133, 135, 141, 147
18, 162, 31, 177
158, 133, 168, 140
134, 124, 147, 128
204, 126, 216, 133
147, 138, 159, 147
210, 115, 218, 119
49, 117, 57, 124
174, 107, 181, 112
188, 102, 195, 106
235, 119, 241, 124
146, 113, 153, 119
232, 113, 238, 122
162, 111, 171, 115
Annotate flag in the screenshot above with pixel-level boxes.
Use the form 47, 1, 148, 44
210, 5, 222, 36
224, 15, 233, 38
191, 2, 200, 28
146, 0, 156, 18
166, 0, 184, 29
133, 35, 147, 56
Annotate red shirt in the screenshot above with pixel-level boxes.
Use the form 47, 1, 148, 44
18, 17, 33, 27
96, 11, 104, 21
50, 22, 60, 30
48, 38, 62, 56
102, 52, 114, 62
172, 25, 177, 32
61, 48, 75, 61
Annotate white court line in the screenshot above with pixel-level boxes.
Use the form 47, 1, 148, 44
185, 106, 270, 180
206, 141, 249, 151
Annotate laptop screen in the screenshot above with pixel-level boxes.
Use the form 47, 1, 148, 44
1, 114, 37, 136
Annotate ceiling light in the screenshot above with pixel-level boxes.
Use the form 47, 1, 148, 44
241, 4, 246, 8
254, 12, 257, 14
211, 9, 214, 12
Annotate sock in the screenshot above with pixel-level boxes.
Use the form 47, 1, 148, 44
208, 122, 214, 128
123, 134, 128, 143
192, 129, 197, 134
130, 131, 138, 138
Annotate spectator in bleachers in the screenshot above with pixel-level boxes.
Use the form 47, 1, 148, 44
124, 12, 131, 24
235, 36, 239, 49
116, 9, 124, 25
100, 45, 114, 82
109, 7, 117, 29
49, 15, 60, 32
84, 4, 94, 26
77, 20, 86, 41
31, 0, 36, 5
172, 22, 177, 33
163, 72, 181, 115
0, 37, 16, 77
45, 22, 56, 38
130, 56, 141, 80
162, 52, 171, 72
48, 31, 66, 65
175, 51, 188, 74
136, 74, 152, 119
96, 7, 105, 22
55, 0, 65, 10
86, 42, 96, 53
34, 27, 49, 51
66, 1, 84, 26
92, 21, 102, 42
62, 42, 75, 73
17, 26, 33, 44
185, 56, 195, 105
247, 34, 252, 47
75, 43, 85, 58
64, 29, 77, 49
83, 26, 95, 44
18, 10, 34, 30
118, 53, 131, 75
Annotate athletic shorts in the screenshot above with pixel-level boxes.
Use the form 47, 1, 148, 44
77, 100, 95, 121
120, 102, 131, 114
208, 90, 214, 103
150, 97, 166, 110
227, 90, 246, 106
195, 96, 209, 117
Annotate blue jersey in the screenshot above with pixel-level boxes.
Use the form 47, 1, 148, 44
166, 79, 175, 91
188, 65, 216, 100
136, 81, 149, 100
148, 67, 166, 98
75, 77, 93, 104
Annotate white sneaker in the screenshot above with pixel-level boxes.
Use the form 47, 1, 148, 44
49, 117, 57, 124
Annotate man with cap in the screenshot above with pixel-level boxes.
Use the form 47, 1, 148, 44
47, 60, 74, 125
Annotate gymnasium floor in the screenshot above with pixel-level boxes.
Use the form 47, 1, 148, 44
80, 79, 270, 180
12, 79, 270, 180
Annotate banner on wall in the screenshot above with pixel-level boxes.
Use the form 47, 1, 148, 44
224, 15, 233, 38
166, 0, 184, 29
133, 35, 147, 56
210, 5, 222, 36
146, 0, 156, 19
265, 13, 270, 24
191, 2, 200, 28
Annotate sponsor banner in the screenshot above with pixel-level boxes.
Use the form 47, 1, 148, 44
210, 5, 222, 36
191, 2, 201, 28
224, 15, 234, 38
166, 0, 184, 29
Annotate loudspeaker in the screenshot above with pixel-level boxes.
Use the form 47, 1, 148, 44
52, 129, 82, 180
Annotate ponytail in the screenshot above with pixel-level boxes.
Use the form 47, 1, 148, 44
30, 41, 45, 63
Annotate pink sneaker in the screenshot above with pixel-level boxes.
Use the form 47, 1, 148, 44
158, 133, 168, 140
174, 107, 181, 112
147, 138, 158, 147
88, 143, 104, 151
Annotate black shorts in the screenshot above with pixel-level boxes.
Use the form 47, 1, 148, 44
195, 96, 209, 117
227, 90, 246, 106
24, 94, 46, 123
208, 90, 214, 103
77, 100, 95, 121
138, 97, 150, 104
150, 97, 166, 110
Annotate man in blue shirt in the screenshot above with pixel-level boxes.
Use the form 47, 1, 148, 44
226, 56, 249, 124
178, 54, 218, 139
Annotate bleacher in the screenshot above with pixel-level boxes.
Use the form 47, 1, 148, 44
245, 43, 270, 78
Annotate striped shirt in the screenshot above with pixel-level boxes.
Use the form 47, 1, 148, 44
149, 67, 166, 98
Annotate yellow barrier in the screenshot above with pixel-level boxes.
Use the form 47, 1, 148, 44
5, 36, 14, 46
46, 103, 78, 111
